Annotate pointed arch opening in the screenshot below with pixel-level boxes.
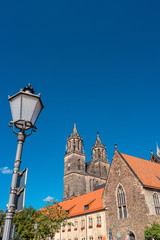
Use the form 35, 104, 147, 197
153, 193, 160, 215
117, 184, 127, 219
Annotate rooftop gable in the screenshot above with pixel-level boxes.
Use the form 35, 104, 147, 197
120, 152, 160, 190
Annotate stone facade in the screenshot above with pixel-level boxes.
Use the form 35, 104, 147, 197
54, 210, 106, 240
103, 149, 160, 240
63, 124, 109, 201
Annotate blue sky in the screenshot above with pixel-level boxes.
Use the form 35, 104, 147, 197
0, 0, 160, 210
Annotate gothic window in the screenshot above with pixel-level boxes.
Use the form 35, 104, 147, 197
98, 149, 101, 158
78, 159, 81, 170
67, 163, 70, 171
117, 184, 127, 219
153, 193, 160, 215
90, 179, 92, 191
89, 237, 93, 240
93, 179, 96, 187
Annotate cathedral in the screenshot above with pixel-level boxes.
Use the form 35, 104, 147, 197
63, 124, 110, 201
53, 124, 160, 240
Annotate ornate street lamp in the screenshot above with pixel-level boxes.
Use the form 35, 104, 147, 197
2, 84, 44, 240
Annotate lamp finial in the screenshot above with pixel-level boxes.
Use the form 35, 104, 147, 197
23, 83, 35, 94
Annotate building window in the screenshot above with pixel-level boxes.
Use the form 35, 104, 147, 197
117, 184, 127, 219
153, 193, 160, 215
97, 216, 101, 227
81, 220, 85, 230
89, 237, 93, 240
74, 221, 78, 230
89, 218, 93, 228
78, 159, 81, 170
82, 238, 85, 240
98, 237, 102, 240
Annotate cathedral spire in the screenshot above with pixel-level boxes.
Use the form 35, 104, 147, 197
70, 123, 80, 138
65, 124, 84, 154
94, 132, 105, 148
92, 132, 108, 162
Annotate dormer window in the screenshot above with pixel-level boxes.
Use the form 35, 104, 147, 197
84, 204, 89, 210
66, 210, 69, 214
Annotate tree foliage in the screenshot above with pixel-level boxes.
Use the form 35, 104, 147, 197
0, 210, 5, 226
145, 223, 160, 240
13, 206, 36, 239
0, 201, 68, 240
33, 201, 69, 239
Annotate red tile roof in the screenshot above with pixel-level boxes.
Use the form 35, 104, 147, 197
58, 188, 104, 217
121, 153, 160, 190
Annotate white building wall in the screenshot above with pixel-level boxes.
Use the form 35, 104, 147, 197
54, 210, 106, 240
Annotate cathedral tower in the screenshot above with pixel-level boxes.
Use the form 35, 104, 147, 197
63, 124, 86, 201
87, 132, 110, 181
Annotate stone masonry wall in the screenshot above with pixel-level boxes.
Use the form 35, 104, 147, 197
63, 173, 86, 200
103, 150, 150, 240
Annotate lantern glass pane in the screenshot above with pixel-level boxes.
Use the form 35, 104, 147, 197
10, 95, 21, 122
31, 99, 42, 125
21, 94, 38, 122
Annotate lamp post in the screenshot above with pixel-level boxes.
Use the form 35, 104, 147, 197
2, 84, 44, 240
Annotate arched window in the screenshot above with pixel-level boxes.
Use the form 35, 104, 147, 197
153, 193, 160, 215
98, 149, 101, 158
67, 162, 70, 171
78, 159, 81, 170
117, 184, 127, 219
90, 179, 92, 191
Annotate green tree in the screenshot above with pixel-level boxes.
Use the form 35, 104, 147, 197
0, 210, 5, 226
13, 206, 36, 239
145, 223, 160, 240
0, 210, 5, 237
34, 201, 69, 239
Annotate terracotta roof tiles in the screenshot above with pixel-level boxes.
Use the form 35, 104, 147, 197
121, 153, 160, 190
58, 188, 104, 217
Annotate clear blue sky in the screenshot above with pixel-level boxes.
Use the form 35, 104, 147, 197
0, 0, 160, 210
